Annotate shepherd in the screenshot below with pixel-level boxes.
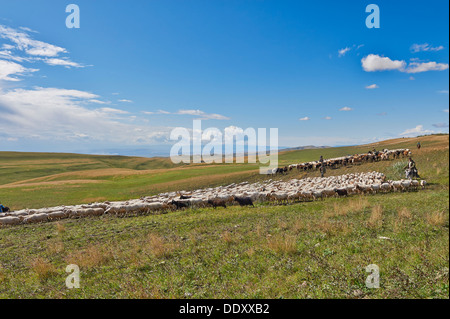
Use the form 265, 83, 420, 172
404, 158, 419, 180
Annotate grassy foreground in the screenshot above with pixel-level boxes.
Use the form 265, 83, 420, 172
0, 134, 448, 298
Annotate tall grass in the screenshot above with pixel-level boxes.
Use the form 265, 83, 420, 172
390, 161, 408, 180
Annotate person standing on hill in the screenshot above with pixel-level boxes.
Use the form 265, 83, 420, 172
319, 155, 326, 178
0, 204, 9, 213
417, 141, 421, 150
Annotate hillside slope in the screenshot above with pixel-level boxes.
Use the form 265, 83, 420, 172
0, 134, 448, 210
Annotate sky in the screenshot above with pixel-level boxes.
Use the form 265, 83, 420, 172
0, 0, 448, 156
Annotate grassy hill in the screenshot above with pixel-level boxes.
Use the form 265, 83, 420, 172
0, 134, 448, 299
0, 134, 448, 210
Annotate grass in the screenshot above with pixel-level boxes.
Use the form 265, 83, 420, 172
0, 134, 448, 299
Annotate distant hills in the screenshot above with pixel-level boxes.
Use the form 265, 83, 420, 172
83, 145, 332, 158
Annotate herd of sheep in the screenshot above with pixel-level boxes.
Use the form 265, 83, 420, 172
275, 148, 412, 173
0, 170, 426, 227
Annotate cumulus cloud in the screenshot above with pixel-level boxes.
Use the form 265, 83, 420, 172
361, 54, 406, 72
361, 54, 448, 73
118, 99, 133, 103
365, 84, 379, 89
410, 43, 445, 53
0, 59, 38, 81
339, 106, 353, 111
400, 125, 434, 137
299, 117, 310, 121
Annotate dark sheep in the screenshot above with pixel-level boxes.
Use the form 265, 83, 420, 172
171, 200, 190, 209
207, 199, 227, 209
233, 196, 254, 207
179, 195, 192, 200
1, 206, 10, 213
334, 188, 348, 197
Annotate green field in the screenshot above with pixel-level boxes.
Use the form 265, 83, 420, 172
0, 134, 448, 298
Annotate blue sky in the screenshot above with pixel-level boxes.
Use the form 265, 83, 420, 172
0, 0, 448, 155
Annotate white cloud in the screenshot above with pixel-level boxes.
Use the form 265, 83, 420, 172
142, 109, 230, 120
438, 90, 449, 94
0, 24, 66, 57
97, 107, 129, 114
444, 109, 449, 113
323, 116, 332, 120
118, 99, 133, 103
361, 54, 406, 72
88, 99, 110, 105
410, 43, 445, 53
0, 87, 171, 144
177, 109, 230, 120
299, 117, 310, 121
405, 61, 449, 73
409, 76, 415, 80
0, 59, 38, 81
400, 125, 434, 137
365, 84, 379, 89
44, 58, 84, 68
338, 47, 351, 57
339, 106, 353, 111
362, 54, 448, 74
157, 109, 171, 114
0, 24, 84, 75
19, 26, 38, 34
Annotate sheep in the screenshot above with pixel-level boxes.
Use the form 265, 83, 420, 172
0, 216, 21, 226
207, 198, 227, 209
313, 190, 323, 201
233, 196, 254, 207
47, 211, 69, 221
391, 181, 403, 192
23, 213, 48, 224
401, 180, 412, 191
380, 183, 391, 192
171, 200, 191, 210
322, 188, 336, 198
334, 188, 348, 197
420, 180, 427, 189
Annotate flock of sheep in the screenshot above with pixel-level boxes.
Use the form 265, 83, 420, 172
0, 169, 426, 227
274, 148, 413, 173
